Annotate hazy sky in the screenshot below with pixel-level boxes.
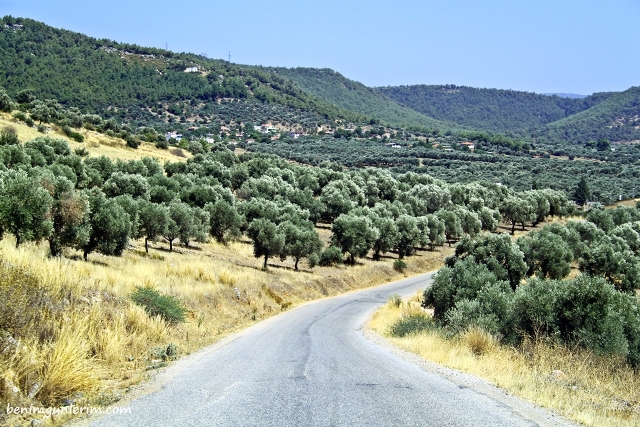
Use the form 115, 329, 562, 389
2, 0, 639, 94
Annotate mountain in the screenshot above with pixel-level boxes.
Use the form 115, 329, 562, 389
543, 93, 588, 99
376, 84, 614, 134
539, 86, 640, 143
0, 16, 375, 132
259, 67, 458, 130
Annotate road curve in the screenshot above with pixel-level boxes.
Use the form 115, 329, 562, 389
83, 272, 576, 427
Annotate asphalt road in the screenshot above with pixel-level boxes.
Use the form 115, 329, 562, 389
84, 272, 576, 427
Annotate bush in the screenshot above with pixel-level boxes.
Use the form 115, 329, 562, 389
131, 286, 187, 324
512, 275, 640, 365
388, 313, 433, 337
155, 139, 168, 150
307, 252, 319, 269
318, 246, 343, 266
393, 259, 407, 272
125, 137, 140, 149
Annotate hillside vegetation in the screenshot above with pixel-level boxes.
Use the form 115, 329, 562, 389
263, 67, 457, 130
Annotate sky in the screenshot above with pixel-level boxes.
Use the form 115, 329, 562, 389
2, 0, 639, 95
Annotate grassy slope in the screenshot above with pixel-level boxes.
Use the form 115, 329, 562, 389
369, 299, 639, 427
263, 67, 460, 131
0, 112, 191, 163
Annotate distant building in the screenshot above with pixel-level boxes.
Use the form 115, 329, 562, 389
184, 66, 202, 73
165, 131, 183, 142
460, 141, 475, 151
288, 132, 304, 139
205, 134, 215, 143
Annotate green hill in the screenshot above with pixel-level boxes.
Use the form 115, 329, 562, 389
377, 84, 613, 134
0, 16, 373, 130
539, 86, 640, 143
261, 67, 458, 130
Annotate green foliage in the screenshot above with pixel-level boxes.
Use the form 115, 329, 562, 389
331, 213, 379, 264
392, 259, 407, 273
79, 188, 132, 260
247, 218, 285, 270
318, 246, 344, 266
388, 313, 433, 337
0, 169, 53, 247
131, 286, 187, 324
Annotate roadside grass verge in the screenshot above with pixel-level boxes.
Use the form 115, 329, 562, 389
369, 297, 640, 427
0, 235, 452, 426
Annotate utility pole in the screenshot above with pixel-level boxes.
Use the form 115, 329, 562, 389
228, 51, 231, 62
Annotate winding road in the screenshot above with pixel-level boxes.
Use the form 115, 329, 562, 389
83, 272, 576, 427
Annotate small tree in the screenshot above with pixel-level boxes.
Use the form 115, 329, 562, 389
204, 200, 244, 244
138, 201, 169, 253
279, 221, 323, 270
44, 175, 90, 256
573, 176, 591, 207
78, 188, 132, 260
247, 218, 285, 270
0, 170, 53, 247
331, 214, 379, 264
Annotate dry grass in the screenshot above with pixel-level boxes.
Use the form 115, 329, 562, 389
0, 112, 189, 164
0, 233, 452, 426
370, 299, 640, 427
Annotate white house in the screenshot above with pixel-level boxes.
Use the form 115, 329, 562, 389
165, 131, 183, 142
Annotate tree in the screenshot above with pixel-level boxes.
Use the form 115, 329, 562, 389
452, 233, 527, 290
102, 172, 150, 200
79, 188, 132, 261
0, 170, 53, 247
573, 176, 591, 207
43, 175, 90, 256
331, 214, 379, 264
579, 235, 640, 294
279, 221, 323, 270
370, 215, 398, 260
394, 214, 420, 259
518, 231, 573, 280
436, 210, 462, 246
138, 201, 169, 253
500, 196, 533, 235
424, 214, 446, 250
247, 218, 285, 270
0, 88, 13, 112
204, 200, 244, 244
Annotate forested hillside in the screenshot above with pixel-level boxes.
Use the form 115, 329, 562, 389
541, 86, 640, 143
0, 16, 372, 131
377, 84, 611, 134
262, 67, 456, 130
379, 84, 640, 143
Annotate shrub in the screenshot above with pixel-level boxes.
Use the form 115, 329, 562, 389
155, 139, 168, 150
318, 246, 343, 266
393, 259, 407, 272
131, 286, 187, 324
125, 137, 140, 149
388, 313, 433, 337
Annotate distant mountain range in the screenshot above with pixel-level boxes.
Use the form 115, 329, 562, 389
1, 16, 639, 144
543, 93, 588, 99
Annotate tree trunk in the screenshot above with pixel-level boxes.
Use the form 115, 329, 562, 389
169, 239, 173, 252
263, 254, 269, 270
294, 258, 299, 271
83, 249, 89, 261
145, 237, 149, 253
511, 222, 516, 235
15, 234, 20, 248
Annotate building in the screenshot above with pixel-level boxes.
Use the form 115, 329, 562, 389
460, 141, 475, 151
184, 66, 202, 73
165, 131, 183, 142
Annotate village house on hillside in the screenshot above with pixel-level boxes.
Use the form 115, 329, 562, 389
165, 131, 183, 142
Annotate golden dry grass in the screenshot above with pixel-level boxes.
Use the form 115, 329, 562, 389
0, 232, 452, 426
0, 112, 189, 164
369, 299, 640, 427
